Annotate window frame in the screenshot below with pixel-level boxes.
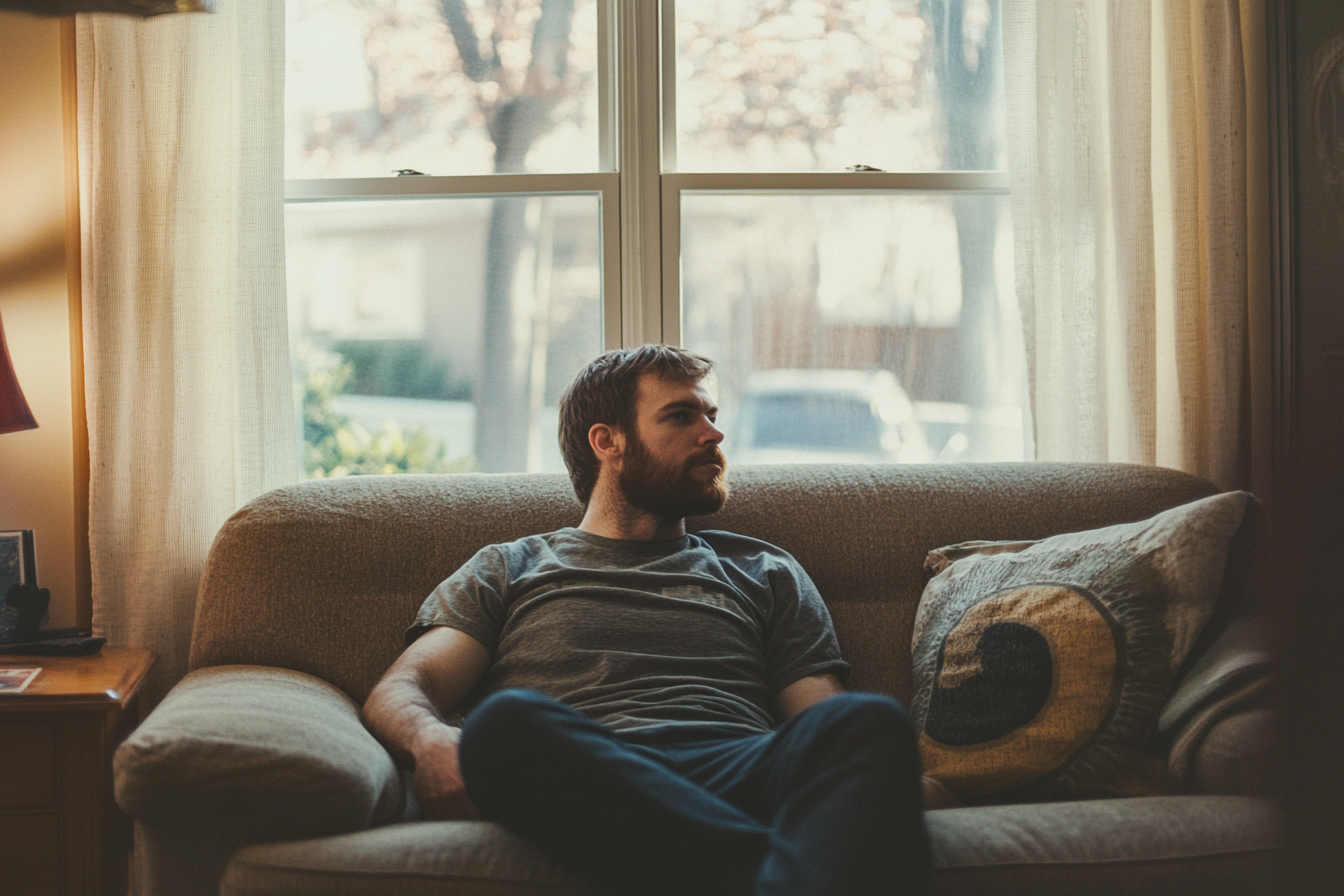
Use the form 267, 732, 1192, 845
283, 0, 1012, 350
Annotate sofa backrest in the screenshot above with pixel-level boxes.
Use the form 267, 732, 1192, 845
189, 462, 1218, 705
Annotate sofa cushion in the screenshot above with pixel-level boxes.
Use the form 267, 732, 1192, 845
218, 797, 1281, 896
114, 665, 406, 837
911, 491, 1250, 801
221, 821, 598, 896
928, 795, 1284, 896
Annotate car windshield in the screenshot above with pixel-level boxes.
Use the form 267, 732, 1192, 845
748, 394, 885, 453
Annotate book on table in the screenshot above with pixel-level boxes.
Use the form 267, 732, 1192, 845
0, 667, 40, 692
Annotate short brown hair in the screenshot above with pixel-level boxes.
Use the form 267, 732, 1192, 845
558, 345, 714, 506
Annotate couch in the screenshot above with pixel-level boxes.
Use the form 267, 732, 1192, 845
113, 463, 1283, 895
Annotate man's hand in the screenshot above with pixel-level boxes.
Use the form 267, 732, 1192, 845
410, 724, 482, 820
921, 775, 962, 809
361, 626, 492, 820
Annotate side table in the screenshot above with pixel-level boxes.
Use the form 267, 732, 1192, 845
0, 647, 155, 896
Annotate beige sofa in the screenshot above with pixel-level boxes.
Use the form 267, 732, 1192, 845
113, 463, 1283, 895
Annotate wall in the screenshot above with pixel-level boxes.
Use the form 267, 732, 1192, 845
1271, 2, 1344, 888
0, 13, 82, 629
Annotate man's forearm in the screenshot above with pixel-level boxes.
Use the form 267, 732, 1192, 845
361, 626, 491, 819
360, 625, 491, 769
363, 668, 482, 819
361, 668, 459, 770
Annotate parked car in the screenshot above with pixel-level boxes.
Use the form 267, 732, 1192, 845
731, 369, 934, 464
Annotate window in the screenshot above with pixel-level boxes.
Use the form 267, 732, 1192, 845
284, 0, 1024, 476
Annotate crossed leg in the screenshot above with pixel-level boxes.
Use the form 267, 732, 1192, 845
458, 689, 929, 896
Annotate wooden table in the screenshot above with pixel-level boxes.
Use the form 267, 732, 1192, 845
0, 648, 155, 896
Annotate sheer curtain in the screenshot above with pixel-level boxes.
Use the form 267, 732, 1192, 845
1003, 0, 1269, 491
77, 0, 298, 707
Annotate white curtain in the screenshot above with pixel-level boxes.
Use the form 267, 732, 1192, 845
1003, 0, 1268, 491
77, 0, 298, 707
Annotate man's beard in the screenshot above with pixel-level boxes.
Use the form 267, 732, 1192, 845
618, 433, 729, 520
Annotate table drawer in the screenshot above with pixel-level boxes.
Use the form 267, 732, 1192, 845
0, 811, 60, 895
0, 720, 58, 809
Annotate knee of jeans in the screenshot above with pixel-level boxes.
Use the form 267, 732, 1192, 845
823, 693, 919, 756
461, 689, 554, 750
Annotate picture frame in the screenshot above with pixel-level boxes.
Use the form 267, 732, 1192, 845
1, 531, 41, 643
0, 529, 36, 599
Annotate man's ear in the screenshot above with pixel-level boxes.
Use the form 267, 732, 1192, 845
588, 423, 625, 465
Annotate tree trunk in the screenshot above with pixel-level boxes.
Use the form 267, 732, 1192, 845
439, 0, 576, 471
476, 197, 533, 470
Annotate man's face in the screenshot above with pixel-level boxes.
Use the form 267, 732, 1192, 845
616, 374, 728, 520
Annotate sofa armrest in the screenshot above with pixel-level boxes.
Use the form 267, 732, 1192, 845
115, 665, 407, 839
1187, 705, 1276, 796
1159, 616, 1274, 792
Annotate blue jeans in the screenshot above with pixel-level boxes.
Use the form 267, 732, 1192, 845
458, 689, 930, 896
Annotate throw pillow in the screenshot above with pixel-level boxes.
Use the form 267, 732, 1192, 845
910, 490, 1251, 802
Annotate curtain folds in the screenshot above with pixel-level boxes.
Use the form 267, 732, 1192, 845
77, 1, 298, 707
1003, 0, 1268, 491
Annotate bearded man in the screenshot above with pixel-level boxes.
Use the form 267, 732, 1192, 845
361, 345, 931, 896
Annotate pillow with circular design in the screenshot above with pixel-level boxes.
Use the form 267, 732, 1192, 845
910, 490, 1252, 803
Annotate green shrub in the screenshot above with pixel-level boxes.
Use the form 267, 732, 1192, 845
297, 344, 477, 478
332, 340, 471, 401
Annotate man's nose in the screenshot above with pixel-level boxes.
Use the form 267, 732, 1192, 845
701, 419, 725, 444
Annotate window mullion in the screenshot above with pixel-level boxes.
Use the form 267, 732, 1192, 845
597, 0, 617, 174
660, 174, 682, 345
659, 172, 1012, 194
660, 0, 678, 173
617, 0, 664, 347
284, 173, 615, 202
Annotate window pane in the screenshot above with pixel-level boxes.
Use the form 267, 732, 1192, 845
680, 192, 1026, 464
286, 195, 603, 475
286, 0, 600, 178
673, 0, 1004, 172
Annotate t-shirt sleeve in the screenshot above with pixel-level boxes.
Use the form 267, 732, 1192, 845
405, 545, 509, 652
762, 552, 851, 694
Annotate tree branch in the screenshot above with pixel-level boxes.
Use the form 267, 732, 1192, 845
439, 0, 497, 81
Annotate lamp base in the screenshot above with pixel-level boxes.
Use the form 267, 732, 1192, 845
1, 583, 49, 644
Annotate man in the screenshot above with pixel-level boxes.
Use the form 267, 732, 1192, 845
361, 345, 931, 896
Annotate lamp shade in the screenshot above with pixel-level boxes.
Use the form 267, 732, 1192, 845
0, 312, 38, 435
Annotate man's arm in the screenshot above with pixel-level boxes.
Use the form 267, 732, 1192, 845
775, 672, 846, 720
775, 672, 960, 809
361, 625, 491, 819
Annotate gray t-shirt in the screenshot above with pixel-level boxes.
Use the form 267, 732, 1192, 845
409, 527, 849, 736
